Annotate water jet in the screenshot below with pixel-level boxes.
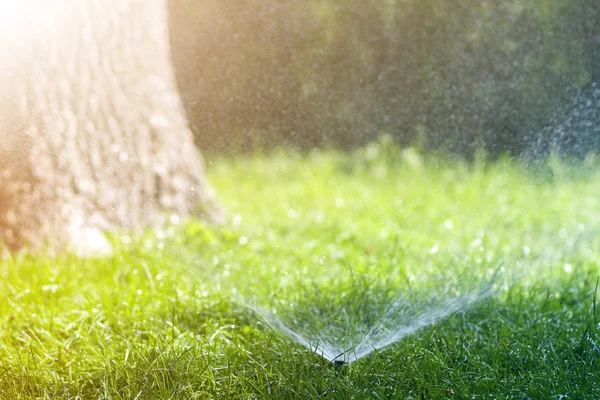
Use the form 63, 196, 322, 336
249, 266, 502, 365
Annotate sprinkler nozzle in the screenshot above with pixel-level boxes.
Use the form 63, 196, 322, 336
333, 360, 345, 371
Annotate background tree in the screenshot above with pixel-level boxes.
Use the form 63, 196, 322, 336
171, 0, 598, 157
0, 0, 223, 254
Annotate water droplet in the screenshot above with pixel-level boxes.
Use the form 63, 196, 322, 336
41, 284, 59, 293
471, 238, 482, 247
287, 209, 299, 219
559, 228, 568, 238
315, 212, 325, 223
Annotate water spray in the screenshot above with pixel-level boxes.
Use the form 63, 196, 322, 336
248, 263, 505, 365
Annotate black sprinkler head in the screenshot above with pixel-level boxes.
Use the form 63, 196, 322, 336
333, 360, 345, 371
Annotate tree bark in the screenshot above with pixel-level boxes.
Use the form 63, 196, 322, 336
0, 0, 223, 254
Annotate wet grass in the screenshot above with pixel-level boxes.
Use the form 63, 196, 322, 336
1, 143, 600, 399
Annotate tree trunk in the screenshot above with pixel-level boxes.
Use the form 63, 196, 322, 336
0, 0, 223, 255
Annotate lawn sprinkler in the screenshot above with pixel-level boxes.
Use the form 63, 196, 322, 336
333, 359, 345, 372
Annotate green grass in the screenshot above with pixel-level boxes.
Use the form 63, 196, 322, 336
1, 143, 600, 399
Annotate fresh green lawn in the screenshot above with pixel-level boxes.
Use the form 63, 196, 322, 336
1, 143, 600, 399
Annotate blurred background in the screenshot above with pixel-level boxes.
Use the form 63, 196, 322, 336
168, 0, 599, 159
